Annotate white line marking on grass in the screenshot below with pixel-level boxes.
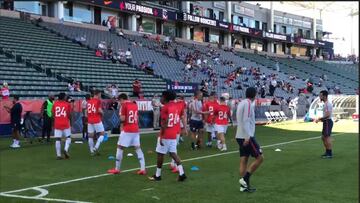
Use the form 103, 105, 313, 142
0, 133, 346, 201
32, 187, 49, 198
141, 188, 154, 191
0, 193, 92, 203
152, 196, 160, 200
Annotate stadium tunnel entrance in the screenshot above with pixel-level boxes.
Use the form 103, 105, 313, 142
309, 95, 358, 120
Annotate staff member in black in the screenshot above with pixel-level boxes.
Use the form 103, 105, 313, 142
41, 94, 55, 142
4, 95, 23, 148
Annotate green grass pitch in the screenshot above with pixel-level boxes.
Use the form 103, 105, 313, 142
0, 120, 358, 203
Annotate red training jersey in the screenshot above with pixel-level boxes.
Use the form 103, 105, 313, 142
120, 101, 139, 133
87, 98, 102, 124
52, 100, 71, 130
214, 104, 230, 125
160, 101, 180, 139
202, 100, 218, 124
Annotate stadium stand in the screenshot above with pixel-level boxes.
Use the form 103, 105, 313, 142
0, 16, 167, 98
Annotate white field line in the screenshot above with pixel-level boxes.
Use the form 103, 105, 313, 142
0, 133, 345, 202
0, 193, 92, 203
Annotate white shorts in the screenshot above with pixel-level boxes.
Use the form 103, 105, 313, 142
215, 124, 228, 134
205, 123, 215, 133
54, 128, 71, 138
88, 122, 104, 134
155, 138, 177, 154
117, 131, 140, 147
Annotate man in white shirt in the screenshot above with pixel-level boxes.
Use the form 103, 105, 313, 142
314, 90, 334, 159
236, 87, 263, 193
125, 48, 132, 65
189, 91, 207, 150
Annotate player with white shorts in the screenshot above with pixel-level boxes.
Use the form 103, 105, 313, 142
108, 93, 146, 175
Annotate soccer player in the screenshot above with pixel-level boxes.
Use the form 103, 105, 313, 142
3, 95, 22, 148
149, 90, 187, 181
170, 94, 188, 173
202, 91, 218, 147
314, 90, 334, 159
52, 93, 72, 159
87, 90, 105, 156
213, 96, 232, 151
236, 87, 263, 193
189, 91, 206, 150
107, 93, 146, 175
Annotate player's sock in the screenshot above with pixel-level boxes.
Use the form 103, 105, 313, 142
170, 159, 177, 169
94, 135, 104, 150
326, 149, 332, 156
243, 172, 251, 186
177, 164, 185, 176
88, 138, 94, 153
115, 148, 123, 170
156, 167, 162, 177
55, 140, 61, 157
135, 148, 146, 171
64, 137, 71, 152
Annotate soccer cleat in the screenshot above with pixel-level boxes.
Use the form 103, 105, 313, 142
56, 156, 63, 160
191, 143, 196, 150
206, 142, 212, 148
177, 174, 187, 182
64, 150, 70, 159
221, 147, 227, 151
179, 136, 184, 143
148, 175, 161, 181
171, 168, 179, 173
321, 154, 333, 159
107, 168, 120, 174
239, 178, 248, 188
137, 170, 147, 175
93, 148, 100, 156
240, 187, 256, 193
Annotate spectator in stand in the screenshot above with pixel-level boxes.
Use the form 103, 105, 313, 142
75, 81, 81, 92
68, 83, 74, 92
125, 48, 132, 65
110, 84, 118, 98
138, 25, 144, 32
271, 97, 279, 105
269, 77, 277, 96
3, 95, 22, 148
132, 78, 142, 98
117, 29, 125, 38
1, 82, 10, 100
260, 86, 266, 98
164, 35, 171, 46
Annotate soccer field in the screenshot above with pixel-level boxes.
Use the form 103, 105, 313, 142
0, 120, 358, 203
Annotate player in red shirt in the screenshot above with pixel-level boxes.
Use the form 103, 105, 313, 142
52, 93, 72, 159
202, 91, 218, 147
87, 90, 105, 156
169, 94, 188, 173
149, 90, 187, 182
107, 93, 146, 175
213, 96, 232, 151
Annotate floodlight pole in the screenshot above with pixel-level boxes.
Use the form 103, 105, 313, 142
350, 8, 354, 55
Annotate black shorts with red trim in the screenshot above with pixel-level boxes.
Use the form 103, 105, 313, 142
322, 119, 333, 137
236, 137, 262, 158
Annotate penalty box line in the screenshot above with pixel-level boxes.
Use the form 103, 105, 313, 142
0, 133, 345, 199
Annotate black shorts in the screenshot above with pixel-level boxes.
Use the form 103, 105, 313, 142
236, 137, 262, 158
189, 120, 204, 132
11, 122, 21, 131
322, 119, 333, 137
